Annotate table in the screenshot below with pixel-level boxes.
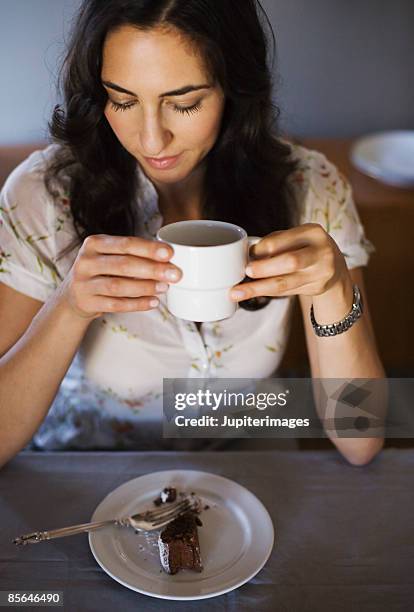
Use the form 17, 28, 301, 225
1, 449, 413, 611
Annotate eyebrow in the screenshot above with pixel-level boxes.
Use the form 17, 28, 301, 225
101, 80, 211, 97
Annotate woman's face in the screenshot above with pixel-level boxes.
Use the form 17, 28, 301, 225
101, 25, 225, 185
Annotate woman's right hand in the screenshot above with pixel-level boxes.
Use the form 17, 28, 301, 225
58, 234, 182, 320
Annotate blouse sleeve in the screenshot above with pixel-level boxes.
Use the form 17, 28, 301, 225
291, 145, 375, 269
0, 149, 62, 302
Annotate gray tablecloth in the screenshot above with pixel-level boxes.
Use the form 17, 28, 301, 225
0, 449, 413, 612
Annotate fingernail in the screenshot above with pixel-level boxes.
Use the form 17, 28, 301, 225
165, 269, 179, 281
149, 298, 159, 307
245, 265, 253, 276
231, 289, 245, 300
156, 248, 170, 259
155, 282, 168, 293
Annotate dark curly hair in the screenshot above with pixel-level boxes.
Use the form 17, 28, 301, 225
45, 0, 299, 260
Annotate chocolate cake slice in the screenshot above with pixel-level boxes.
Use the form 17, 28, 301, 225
157, 511, 203, 575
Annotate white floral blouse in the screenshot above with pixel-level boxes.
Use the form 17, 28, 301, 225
0, 143, 375, 450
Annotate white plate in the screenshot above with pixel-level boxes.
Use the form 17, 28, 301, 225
88, 470, 274, 601
350, 130, 414, 187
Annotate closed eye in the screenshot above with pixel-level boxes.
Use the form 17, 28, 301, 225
108, 100, 202, 115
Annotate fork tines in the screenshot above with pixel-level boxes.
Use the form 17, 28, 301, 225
151, 500, 195, 527
138, 497, 194, 524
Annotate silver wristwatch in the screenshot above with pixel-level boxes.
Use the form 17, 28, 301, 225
310, 284, 364, 337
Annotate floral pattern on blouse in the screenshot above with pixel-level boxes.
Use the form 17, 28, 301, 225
0, 142, 375, 450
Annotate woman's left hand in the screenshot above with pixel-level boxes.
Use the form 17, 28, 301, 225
230, 223, 351, 302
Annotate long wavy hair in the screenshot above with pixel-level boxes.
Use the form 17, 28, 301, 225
45, 0, 299, 260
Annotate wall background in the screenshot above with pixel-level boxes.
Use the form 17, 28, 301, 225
0, 0, 413, 144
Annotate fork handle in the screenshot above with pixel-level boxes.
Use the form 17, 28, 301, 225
13, 518, 117, 545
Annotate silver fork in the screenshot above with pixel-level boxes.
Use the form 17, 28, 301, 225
13, 496, 196, 546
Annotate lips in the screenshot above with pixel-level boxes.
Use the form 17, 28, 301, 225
145, 153, 182, 169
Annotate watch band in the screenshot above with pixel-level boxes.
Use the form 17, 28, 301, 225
310, 284, 364, 337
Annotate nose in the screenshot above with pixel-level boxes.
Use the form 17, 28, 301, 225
139, 109, 173, 157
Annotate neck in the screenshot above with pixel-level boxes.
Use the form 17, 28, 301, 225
151, 160, 206, 220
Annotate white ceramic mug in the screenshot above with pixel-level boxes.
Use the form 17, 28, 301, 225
156, 220, 260, 322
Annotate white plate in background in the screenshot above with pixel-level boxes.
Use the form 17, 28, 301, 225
88, 469, 274, 600
350, 130, 414, 187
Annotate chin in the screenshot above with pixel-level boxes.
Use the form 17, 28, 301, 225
148, 164, 193, 182
152, 172, 188, 184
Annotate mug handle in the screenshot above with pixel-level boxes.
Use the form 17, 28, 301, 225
247, 236, 262, 261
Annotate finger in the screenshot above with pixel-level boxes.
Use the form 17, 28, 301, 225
82, 234, 174, 262
246, 246, 317, 279
94, 295, 161, 312
79, 254, 182, 282
230, 272, 309, 301
89, 276, 169, 297
250, 223, 326, 259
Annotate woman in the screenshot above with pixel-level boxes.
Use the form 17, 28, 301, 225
0, 0, 385, 465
